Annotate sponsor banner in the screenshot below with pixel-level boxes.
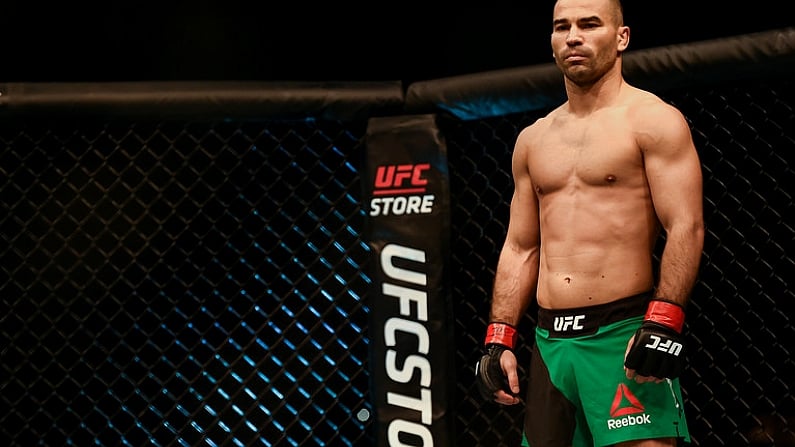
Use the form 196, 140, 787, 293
363, 114, 455, 446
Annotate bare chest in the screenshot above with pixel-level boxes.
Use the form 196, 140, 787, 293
528, 119, 644, 193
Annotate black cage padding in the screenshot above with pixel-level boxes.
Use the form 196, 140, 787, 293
0, 28, 792, 122
0, 81, 406, 121
406, 27, 795, 119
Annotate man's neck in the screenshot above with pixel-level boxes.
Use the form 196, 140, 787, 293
564, 65, 625, 115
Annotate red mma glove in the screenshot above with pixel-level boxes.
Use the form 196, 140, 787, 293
624, 299, 686, 379
475, 322, 518, 400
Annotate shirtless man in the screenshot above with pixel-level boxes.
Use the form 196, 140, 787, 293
474, 0, 705, 445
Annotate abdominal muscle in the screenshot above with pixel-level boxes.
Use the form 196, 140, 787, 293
537, 247, 654, 309
534, 193, 659, 309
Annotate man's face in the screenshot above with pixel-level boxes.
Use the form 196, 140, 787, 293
550, 0, 628, 86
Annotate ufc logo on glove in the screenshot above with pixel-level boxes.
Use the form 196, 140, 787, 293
644, 335, 683, 356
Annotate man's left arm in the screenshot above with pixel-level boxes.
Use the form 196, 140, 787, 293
625, 102, 705, 381
644, 103, 705, 305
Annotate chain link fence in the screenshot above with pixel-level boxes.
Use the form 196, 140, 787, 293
1, 120, 375, 446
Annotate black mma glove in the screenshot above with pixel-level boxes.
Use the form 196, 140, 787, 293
475, 322, 518, 400
624, 299, 686, 379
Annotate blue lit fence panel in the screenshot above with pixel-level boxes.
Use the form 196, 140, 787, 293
1, 120, 374, 447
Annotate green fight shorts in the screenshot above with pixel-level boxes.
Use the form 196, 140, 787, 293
521, 292, 690, 447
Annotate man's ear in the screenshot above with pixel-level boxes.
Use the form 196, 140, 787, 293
617, 25, 630, 52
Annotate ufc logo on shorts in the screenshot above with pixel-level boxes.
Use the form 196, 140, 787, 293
644, 335, 683, 356
553, 315, 585, 332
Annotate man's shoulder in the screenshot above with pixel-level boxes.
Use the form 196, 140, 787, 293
519, 112, 555, 139
529, 104, 566, 129
626, 86, 680, 110
625, 88, 686, 123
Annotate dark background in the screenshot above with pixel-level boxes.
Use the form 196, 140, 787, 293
2, 2, 792, 83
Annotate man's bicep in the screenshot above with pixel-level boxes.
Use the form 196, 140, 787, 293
505, 174, 541, 249
505, 129, 542, 248
644, 108, 703, 228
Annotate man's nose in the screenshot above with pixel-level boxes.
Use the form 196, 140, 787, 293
566, 27, 584, 44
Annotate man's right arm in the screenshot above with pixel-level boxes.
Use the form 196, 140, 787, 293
489, 127, 542, 326
479, 127, 542, 404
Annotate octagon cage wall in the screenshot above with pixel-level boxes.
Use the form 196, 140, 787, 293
2, 29, 793, 446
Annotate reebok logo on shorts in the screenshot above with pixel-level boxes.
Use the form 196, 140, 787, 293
607, 384, 652, 429
610, 384, 644, 416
